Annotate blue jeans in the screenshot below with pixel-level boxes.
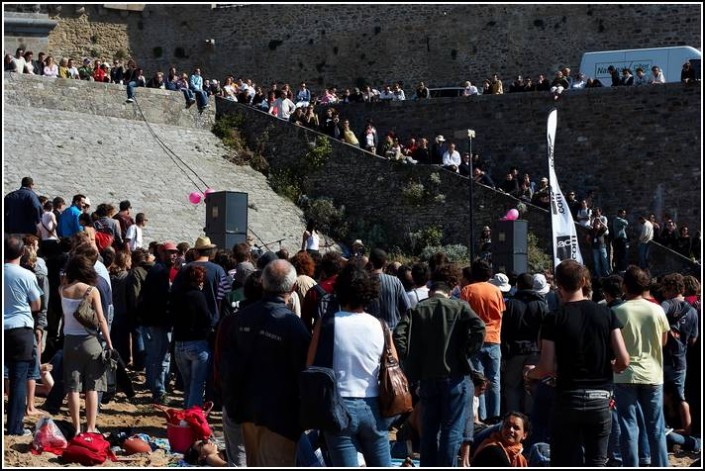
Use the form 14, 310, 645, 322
526, 381, 556, 447
668, 431, 701, 452
192, 89, 209, 109
44, 349, 64, 413
323, 397, 391, 467
132, 325, 146, 371
470, 343, 501, 420
419, 375, 469, 467
175, 340, 210, 409
181, 88, 195, 104
144, 326, 171, 400
609, 406, 651, 465
551, 389, 612, 467
7, 360, 32, 434
126, 81, 138, 99
592, 246, 611, 277
638, 242, 650, 269
664, 365, 686, 401
615, 383, 668, 467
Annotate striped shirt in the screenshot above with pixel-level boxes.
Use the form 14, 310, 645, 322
367, 273, 410, 330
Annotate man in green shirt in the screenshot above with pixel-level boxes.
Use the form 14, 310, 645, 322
612, 265, 670, 467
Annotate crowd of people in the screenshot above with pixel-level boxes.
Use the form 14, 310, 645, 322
4, 172, 701, 467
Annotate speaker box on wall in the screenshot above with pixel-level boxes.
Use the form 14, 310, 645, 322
493, 219, 528, 255
493, 252, 528, 276
205, 191, 248, 250
493, 219, 529, 275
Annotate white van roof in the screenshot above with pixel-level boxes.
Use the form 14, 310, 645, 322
580, 46, 701, 86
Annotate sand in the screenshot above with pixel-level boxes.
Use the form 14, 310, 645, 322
3, 370, 700, 467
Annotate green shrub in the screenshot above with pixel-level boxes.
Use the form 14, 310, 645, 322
528, 232, 553, 274
303, 198, 349, 240
402, 181, 426, 206
407, 226, 444, 254
420, 244, 470, 263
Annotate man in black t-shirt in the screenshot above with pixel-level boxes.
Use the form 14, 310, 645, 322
525, 260, 630, 467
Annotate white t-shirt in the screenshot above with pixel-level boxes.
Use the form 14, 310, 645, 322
333, 311, 384, 398
305, 232, 319, 251
125, 224, 143, 251
407, 286, 429, 309
38, 212, 59, 240
12, 57, 26, 74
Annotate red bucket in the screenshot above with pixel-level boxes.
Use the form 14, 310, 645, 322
167, 424, 195, 454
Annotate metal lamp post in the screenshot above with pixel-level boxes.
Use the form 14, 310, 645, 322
467, 129, 476, 259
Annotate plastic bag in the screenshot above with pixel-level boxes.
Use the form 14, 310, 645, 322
31, 416, 68, 455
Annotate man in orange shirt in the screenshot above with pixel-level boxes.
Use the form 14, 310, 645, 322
460, 260, 506, 420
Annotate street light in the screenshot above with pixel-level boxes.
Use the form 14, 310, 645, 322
466, 129, 476, 260
454, 129, 476, 258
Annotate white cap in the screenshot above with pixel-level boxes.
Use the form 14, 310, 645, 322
533, 274, 550, 295
489, 273, 512, 293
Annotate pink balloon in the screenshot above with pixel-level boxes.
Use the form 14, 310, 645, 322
188, 191, 202, 204
204, 188, 216, 195
506, 209, 519, 221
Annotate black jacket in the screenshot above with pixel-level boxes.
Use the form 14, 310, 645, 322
223, 296, 311, 441
501, 289, 550, 357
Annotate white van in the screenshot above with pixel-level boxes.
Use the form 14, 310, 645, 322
579, 46, 701, 86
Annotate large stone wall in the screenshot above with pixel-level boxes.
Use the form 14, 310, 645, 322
3, 75, 305, 250
217, 93, 701, 276
7, 4, 701, 93
324, 84, 702, 234
218, 98, 553, 252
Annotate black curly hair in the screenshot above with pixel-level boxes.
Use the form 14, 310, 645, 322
334, 264, 380, 310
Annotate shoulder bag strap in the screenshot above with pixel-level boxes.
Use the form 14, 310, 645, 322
313, 310, 335, 367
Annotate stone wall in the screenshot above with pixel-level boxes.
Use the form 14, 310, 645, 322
4, 72, 214, 129
3, 75, 305, 250
217, 94, 701, 276
323, 84, 702, 234
217, 98, 554, 254
7, 4, 701, 93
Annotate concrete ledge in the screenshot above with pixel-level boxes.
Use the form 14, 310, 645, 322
3, 73, 215, 129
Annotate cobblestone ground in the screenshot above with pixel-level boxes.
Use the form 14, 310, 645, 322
3, 104, 304, 251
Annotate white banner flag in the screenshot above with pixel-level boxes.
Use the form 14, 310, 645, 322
547, 109, 583, 267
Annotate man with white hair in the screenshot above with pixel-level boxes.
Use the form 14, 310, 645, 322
222, 259, 311, 467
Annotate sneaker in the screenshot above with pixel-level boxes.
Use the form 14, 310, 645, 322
126, 98, 134, 103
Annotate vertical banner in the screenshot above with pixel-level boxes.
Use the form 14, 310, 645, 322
547, 108, 583, 267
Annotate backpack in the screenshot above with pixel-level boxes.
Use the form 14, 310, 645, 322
61, 432, 116, 466
94, 231, 114, 252
298, 311, 350, 432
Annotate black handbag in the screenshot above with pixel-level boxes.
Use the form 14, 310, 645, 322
74, 287, 100, 333
298, 311, 350, 432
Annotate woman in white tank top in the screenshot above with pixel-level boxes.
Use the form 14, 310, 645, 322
307, 264, 392, 467
301, 219, 320, 255
61, 252, 113, 436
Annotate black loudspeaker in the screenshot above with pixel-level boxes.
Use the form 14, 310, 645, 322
205, 191, 248, 250
493, 219, 528, 275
